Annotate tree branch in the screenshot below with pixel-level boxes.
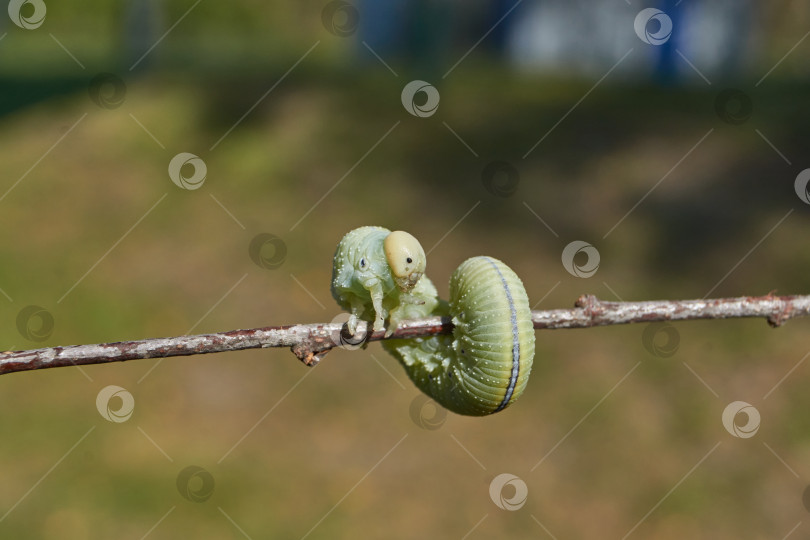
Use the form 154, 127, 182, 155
1, 294, 808, 376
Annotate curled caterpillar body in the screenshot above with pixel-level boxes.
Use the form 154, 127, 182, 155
384, 256, 535, 416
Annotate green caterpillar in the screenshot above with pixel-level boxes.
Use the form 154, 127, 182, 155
331, 226, 535, 416
331, 226, 438, 336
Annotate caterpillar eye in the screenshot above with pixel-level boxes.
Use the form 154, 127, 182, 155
360, 258, 366, 268
406, 257, 413, 263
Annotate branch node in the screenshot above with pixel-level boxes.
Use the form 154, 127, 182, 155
766, 298, 792, 328
575, 294, 603, 320
292, 345, 331, 367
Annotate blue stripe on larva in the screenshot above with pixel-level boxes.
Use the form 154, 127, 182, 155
482, 257, 520, 412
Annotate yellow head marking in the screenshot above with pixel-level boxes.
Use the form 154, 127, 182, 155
384, 230, 426, 291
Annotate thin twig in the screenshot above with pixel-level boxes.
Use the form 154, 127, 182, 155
1, 294, 808, 376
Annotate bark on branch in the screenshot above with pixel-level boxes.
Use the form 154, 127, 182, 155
1, 293, 808, 376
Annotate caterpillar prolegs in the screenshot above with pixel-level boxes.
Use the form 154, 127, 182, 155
331, 227, 535, 416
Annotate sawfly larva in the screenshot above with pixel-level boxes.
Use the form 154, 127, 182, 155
332, 227, 535, 416
331, 226, 436, 336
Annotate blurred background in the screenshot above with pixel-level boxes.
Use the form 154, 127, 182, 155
1, 0, 810, 538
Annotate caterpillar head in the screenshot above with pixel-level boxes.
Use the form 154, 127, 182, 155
384, 231, 426, 292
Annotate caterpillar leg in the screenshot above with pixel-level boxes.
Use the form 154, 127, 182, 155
346, 296, 371, 335
367, 280, 388, 333
343, 284, 387, 335
386, 305, 409, 338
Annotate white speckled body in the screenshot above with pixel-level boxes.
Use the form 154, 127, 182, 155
331, 227, 535, 416
384, 256, 535, 416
